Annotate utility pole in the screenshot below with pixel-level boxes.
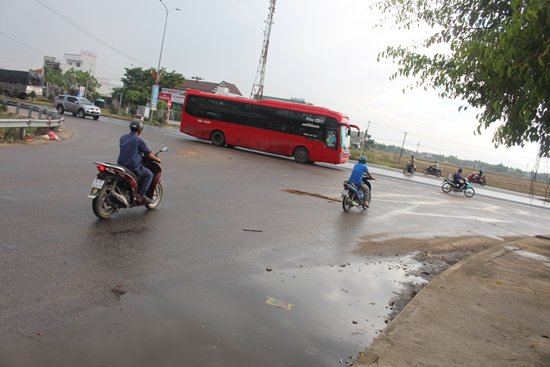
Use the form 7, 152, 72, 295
250, 0, 276, 100
415, 142, 420, 156
84, 65, 92, 99
359, 121, 371, 159
192, 76, 203, 89
398, 132, 407, 164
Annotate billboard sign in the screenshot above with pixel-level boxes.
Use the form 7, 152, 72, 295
151, 85, 160, 110
161, 88, 184, 95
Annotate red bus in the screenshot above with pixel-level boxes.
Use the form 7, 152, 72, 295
180, 90, 360, 164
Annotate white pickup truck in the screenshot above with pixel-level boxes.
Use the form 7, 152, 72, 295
54, 95, 101, 120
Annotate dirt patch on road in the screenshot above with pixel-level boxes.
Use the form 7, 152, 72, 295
355, 235, 523, 322
283, 189, 341, 202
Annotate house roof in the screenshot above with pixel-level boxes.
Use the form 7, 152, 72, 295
176, 80, 242, 96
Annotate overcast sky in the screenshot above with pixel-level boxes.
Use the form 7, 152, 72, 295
1, 0, 547, 171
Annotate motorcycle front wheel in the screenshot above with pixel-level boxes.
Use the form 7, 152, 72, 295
480, 181, 487, 186
146, 182, 163, 210
464, 187, 475, 197
92, 182, 118, 219
442, 183, 452, 193
423, 169, 429, 175
342, 193, 354, 212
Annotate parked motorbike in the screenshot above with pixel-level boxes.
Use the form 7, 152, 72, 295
467, 172, 487, 186
88, 147, 168, 219
403, 162, 415, 175
342, 175, 372, 212
423, 166, 442, 177
441, 177, 475, 197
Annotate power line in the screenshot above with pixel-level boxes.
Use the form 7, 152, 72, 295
35, 0, 152, 68
0, 31, 45, 55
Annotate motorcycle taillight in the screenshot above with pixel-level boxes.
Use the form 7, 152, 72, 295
97, 165, 106, 172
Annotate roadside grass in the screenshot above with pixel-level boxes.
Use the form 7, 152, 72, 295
352, 148, 549, 198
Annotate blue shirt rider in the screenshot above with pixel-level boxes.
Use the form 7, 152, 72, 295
453, 168, 465, 188
117, 120, 162, 201
348, 156, 376, 207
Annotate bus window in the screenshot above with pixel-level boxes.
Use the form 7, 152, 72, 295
340, 126, 351, 151
326, 129, 337, 149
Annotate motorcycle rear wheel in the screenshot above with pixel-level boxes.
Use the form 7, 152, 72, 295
342, 193, 354, 212
442, 183, 452, 193
92, 183, 117, 219
146, 182, 163, 210
464, 187, 475, 197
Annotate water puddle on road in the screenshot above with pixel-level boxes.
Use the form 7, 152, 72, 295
8, 259, 427, 367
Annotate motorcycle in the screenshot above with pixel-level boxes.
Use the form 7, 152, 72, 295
423, 166, 442, 177
441, 177, 475, 197
342, 175, 372, 212
88, 147, 168, 219
403, 162, 415, 175
467, 172, 487, 186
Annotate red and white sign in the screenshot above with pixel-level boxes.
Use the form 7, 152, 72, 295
161, 88, 184, 95
158, 93, 172, 102
171, 94, 185, 104
167, 100, 172, 109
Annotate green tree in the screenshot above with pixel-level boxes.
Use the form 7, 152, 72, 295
373, 0, 550, 158
29, 91, 37, 101
12, 87, 20, 99
120, 66, 185, 96
62, 68, 77, 95
43, 66, 63, 96
125, 90, 147, 106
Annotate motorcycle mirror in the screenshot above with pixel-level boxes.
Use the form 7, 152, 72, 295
161, 146, 168, 152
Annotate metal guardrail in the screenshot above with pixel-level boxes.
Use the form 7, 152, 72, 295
0, 117, 64, 139
0, 117, 65, 128
1, 98, 61, 119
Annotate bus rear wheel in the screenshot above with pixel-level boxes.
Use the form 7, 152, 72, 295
210, 131, 225, 147
293, 147, 309, 163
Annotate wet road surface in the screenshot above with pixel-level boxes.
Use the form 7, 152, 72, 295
1, 115, 548, 366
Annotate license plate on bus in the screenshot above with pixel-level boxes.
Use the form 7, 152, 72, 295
91, 178, 105, 189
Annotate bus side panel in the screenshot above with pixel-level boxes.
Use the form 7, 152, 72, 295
226, 129, 249, 147
197, 125, 212, 140
306, 144, 323, 162
249, 134, 271, 152
181, 122, 197, 136
269, 138, 292, 156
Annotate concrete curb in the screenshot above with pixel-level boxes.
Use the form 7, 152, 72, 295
357, 236, 550, 367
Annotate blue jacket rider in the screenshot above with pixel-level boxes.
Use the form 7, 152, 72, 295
348, 156, 376, 207
118, 121, 162, 201
453, 168, 465, 188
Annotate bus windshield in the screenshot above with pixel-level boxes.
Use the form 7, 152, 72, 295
340, 125, 351, 151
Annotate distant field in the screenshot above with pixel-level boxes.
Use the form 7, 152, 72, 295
352, 149, 549, 199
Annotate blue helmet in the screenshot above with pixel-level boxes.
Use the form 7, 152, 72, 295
359, 156, 367, 164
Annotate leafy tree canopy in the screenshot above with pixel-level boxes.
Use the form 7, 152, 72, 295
373, 0, 550, 158
120, 67, 185, 95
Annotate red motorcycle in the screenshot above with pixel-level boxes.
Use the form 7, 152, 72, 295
88, 147, 168, 219
467, 172, 487, 186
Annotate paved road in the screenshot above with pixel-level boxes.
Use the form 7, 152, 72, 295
1, 114, 548, 366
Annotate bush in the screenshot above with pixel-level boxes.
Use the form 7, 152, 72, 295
109, 104, 118, 115
119, 110, 127, 117
12, 87, 20, 99
48, 94, 55, 101
0, 100, 7, 112
129, 106, 137, 118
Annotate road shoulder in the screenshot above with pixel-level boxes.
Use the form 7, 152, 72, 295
357, 236, 550, 367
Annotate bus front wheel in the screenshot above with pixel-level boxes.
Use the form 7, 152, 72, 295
293, 147, 309, 163
210, 131, 225, 147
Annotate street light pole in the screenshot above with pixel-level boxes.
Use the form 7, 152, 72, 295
149, 1, 181, 124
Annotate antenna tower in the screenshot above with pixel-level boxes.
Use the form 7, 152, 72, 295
250, 0, 276, 100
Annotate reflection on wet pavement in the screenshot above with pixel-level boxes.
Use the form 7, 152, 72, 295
4, 261, 425, 367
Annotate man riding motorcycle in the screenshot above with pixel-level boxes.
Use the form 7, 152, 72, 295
432, 160, 439, 169
117, 121, 162, 202
453, 168, 465, 189
348, 156, 376, 207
